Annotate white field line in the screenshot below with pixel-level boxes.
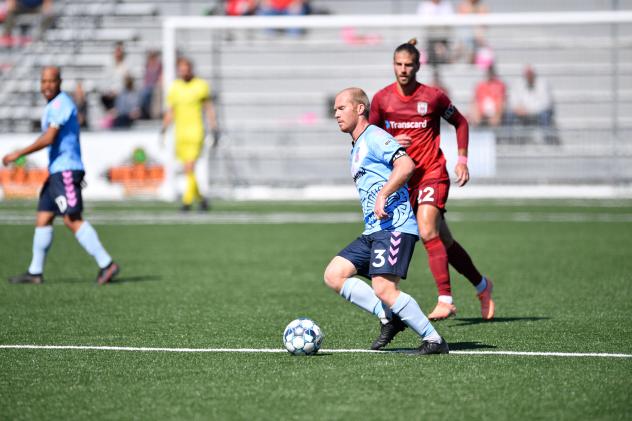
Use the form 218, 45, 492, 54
0, 344, 631, 358
0, 211, 632, 225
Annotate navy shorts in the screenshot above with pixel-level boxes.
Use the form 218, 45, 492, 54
338, 231, 418, 279
38, 170, 85, 215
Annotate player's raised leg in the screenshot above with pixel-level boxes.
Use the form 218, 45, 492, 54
440, 219, 495, 320
417, 203, 457, 321
372, 275, 448, 355
324, 255, 390, 322
65, 213, 119, 285
8, 211, 55, 284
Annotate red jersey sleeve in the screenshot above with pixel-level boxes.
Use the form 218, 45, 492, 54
369, 91, 385, 129
437, 91, 469, 151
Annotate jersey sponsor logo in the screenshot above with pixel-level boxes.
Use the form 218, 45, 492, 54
352, 168, 367, 184
385, 120, 428, 129
417, 101, 428, 115
443, 104, 456, 119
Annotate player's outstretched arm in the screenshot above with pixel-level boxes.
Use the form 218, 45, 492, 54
374, 153, 415, 219
445, 106, 470, 187
158, 108, 173, 148
159, 108, 173, 134
2, 126, 58, 166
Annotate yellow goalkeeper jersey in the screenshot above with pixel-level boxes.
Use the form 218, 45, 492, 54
167, 77, 210, 142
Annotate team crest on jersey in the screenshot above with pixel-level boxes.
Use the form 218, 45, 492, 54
417, 101, 428, 116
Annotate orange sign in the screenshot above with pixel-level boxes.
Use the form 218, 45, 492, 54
0, 167, 48, 198
107, 164, 165, 196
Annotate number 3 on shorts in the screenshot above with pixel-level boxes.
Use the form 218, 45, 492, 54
418, 187, 435, 203
372, 249, 386, 268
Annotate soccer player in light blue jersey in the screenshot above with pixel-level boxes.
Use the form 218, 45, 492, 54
2, 66, 120, 285
323, 87, 448, 354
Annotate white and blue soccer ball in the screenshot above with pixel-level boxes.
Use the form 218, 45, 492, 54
283, 318, 323, 356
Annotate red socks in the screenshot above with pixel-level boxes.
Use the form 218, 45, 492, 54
446, 241, 483, 287
423, 236, 451, 296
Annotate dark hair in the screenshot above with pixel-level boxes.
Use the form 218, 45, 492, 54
394, 38, 420, 63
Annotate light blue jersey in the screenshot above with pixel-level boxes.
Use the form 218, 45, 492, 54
42, 92, 84, 173
349, 125, 419, 237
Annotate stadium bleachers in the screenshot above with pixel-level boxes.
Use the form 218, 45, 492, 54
0, 0, 631, 187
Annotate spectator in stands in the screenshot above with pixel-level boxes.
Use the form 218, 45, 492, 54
225, 0, 259, 16
1, 0, 54, 47
73, 80, 88, 129
100, 42, 130, 113
510, 65, 554, 127
429, 67, 449, 96
139, 50, 162, 119
455, 0, 489, 64
416, 0, 454, 66
470, 64, 506, 127
257, 0, 308, 37
111, 75, 141, 129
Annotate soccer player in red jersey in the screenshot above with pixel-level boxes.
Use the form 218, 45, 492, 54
369, 39, 494, 325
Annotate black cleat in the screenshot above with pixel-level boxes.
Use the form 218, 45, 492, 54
415, 337, 449, 355
371, 314, 407, 350
96, 261, 120, 285
198, 198, 210, 212
180, 204, 192, 212
8, 272, 44, 284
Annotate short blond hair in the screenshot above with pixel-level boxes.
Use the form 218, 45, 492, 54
337, 87, 370, 118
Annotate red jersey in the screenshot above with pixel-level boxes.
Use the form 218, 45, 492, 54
370, 82, 464, 181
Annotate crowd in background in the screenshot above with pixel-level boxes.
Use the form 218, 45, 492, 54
418, 0, 555, 133
0, 0, 556, 136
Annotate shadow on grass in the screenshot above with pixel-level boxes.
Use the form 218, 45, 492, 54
446, 341, 497, 350
449, 317, 550, 327
384, 341, 496, 354
48, 274, 162, 285
110, 275, 162, 284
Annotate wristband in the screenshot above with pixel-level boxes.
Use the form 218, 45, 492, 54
457, 156, 468, 165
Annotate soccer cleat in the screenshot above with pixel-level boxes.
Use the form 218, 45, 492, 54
180, 204, 192, 212
415, 337, 449, 355
198, 198, 210, 212
427, 301, 457, 321
477, 278, 495, 320
96, 261, 120, 285
8, 272, 44, 284
371, 315, 407, 350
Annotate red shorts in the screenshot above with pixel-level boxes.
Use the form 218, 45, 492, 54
408, 177, 450, 213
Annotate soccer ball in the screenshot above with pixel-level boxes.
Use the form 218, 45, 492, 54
282, 318, 323, 356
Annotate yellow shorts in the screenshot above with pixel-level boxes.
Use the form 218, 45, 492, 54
175, 137, 203, 163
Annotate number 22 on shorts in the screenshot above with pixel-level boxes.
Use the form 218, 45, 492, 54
418, 187, 435, 203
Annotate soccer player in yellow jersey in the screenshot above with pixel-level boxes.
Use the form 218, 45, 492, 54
160, 57, 218, 211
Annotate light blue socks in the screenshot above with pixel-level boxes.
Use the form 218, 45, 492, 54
28, 226, 53, 275
340, 277, 388, 323
391, 292, 441, 343
75, 221, 112, 269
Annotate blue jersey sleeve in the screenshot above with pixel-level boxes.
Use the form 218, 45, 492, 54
367, 128, 403, 167
46, 96, 74, 128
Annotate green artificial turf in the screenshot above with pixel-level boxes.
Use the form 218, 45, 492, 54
0, 200, 631, 420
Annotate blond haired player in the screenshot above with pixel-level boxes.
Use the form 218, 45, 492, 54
160, 57, 219, 211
